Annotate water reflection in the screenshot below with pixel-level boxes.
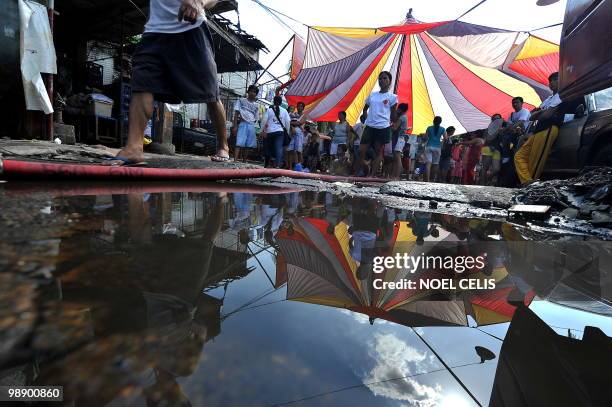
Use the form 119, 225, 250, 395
0, 185, 610, 406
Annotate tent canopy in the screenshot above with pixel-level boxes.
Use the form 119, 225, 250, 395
286, 17, 559, 134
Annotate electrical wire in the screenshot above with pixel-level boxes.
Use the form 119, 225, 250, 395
270, 360, 491, 406
126, 0, 147, 19
528, 22, 563, 32
250, 0, 308, 27
250, 0, 302, 35
456, 0, 489, 21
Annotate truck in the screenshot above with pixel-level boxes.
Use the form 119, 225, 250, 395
542, 0, 612, 175
543, 87, 612, 175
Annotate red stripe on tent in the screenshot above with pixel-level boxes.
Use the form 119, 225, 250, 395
312, 35, 398, 122
380, 21, 450, 34
395, 37, 413, 131
470, 287, 535, 317
290, 35, 307, 80
509, 52, 559, 86
285, 90, 330, 109
419, 34, 536, 117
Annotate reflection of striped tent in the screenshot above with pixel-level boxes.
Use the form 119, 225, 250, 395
285, 19, 558, 134
276, 218, 529, 327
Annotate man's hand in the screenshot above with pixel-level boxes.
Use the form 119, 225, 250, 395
178, 0, 218, 23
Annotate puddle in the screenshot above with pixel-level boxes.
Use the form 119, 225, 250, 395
0, 183, 611, 406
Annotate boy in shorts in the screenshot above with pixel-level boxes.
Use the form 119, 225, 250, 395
106, 0, 230, 165
232, 84, 260, 162
356, 71, 398, 177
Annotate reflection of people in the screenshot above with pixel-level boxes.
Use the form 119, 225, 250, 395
410, 212, 439, 245
144, 368, 193, 407
45, 192, 231, 406
349, 198, 379, 265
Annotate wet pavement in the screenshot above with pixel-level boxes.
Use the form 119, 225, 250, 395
0, 183, 611, 406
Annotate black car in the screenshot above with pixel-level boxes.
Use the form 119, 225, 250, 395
543, 87, 612, 176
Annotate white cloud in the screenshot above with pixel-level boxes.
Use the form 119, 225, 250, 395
363, 333, 443, 406
338, 309, 392, 325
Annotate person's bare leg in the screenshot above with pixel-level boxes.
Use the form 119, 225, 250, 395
371, 146, 384, 178
107, 92, 151, 164
208, 101, 229, 157
392, 152, 402, 180
234, 146, 241, 161
431, 164, 439, 183
357, 144, 368, 175
425, 162, 432, 182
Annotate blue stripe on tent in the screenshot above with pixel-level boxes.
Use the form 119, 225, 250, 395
287, 34, 393, 96
427, 21, 512, 37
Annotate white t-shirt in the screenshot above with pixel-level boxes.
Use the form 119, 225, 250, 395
144, 0, 205, 34
508, 108, 531, 125
365, 91, 398, 129
539, 93, 562, 110
263, 107, 291, 134
234, 98, 260, 124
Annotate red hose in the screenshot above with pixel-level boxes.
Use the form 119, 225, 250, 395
0, 159, 387, 183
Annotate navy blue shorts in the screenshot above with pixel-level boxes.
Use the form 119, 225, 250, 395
131, 25, 219, 104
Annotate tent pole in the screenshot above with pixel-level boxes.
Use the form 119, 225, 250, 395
410, 327, 483, 407
255, 35, 294, 84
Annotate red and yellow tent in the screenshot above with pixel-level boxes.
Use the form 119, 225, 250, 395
285, 18, 558, 134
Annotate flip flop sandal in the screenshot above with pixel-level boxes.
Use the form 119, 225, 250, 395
103, 156, 148, 167
211, 155, 231, 163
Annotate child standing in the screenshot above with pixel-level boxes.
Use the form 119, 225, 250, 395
391, 103, 410, 180
357, 71, 398, 177
450, 140, 464, 184
305, 131, 321, 173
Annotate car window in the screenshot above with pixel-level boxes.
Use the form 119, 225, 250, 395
588, 87, 612, 112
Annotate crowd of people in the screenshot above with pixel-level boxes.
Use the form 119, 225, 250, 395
109, 0, 566, 190
231, 71, 563, 187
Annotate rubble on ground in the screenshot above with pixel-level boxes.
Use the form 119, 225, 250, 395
514, 168, 612, 227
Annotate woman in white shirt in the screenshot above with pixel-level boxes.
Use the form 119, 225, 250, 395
261, 96, 291, 168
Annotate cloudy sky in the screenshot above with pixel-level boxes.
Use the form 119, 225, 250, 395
227, 0, 567, 79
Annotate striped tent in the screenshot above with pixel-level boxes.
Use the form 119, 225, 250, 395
285, 18, 559, 134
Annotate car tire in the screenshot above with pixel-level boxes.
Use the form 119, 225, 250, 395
591, 143, 612, 167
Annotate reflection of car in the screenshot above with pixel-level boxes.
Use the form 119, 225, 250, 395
543, 87, 612, 175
